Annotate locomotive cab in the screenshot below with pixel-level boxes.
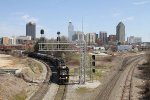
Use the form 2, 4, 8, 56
58, 64, 69, 84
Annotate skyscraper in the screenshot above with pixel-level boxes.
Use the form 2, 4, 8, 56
99, 31, 107, 45
68, 22, 74, 41
26, 22, 36, 40
116, 22, 125, 43
85, 33, 96, 45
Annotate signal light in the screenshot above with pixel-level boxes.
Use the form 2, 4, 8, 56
92, 62, 95, 66
92, 68, 95, 73
92, 55, 95, 66
40, 29, 44, 34
92, 55, 95, 60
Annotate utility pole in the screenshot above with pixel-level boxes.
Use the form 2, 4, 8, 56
79, 17, 87, 84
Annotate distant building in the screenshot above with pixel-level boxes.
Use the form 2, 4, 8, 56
96, 33, 98, 39
127, 36, 142, 44
93, 46, 106, 53
9, 37, 16, 45
85, 33, 96, 45
95, 38, 103, 46
116, 22, 125, 43
108, 35, 117, 45
68, 22, 74, 41
2, 37, 9, 45
16, 36, 32, 44
99, 31, 107, 45
108, 35, 116, 42
141, 42, 150, 47
117, 45, 132, 51
72, 31, 84, 41
26, 22, 36, 40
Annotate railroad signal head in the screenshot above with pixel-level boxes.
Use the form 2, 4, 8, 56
57, 31, 60, 35
92, 55, 95, 66
92, 61, 95, 66
40, 29, 44, 35
92, 68, 95, 73
92, 55, 95, 60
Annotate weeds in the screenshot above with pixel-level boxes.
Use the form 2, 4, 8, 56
10, 90, 27, 100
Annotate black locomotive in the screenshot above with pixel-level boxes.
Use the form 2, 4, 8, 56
27, 52, 69, 84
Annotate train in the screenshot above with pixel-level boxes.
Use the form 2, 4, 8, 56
27, 52, 69, 84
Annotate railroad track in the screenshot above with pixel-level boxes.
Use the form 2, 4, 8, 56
121, 57, 144, 100
95, 55, 143, 100
29, 61, 51, 100
54, 85, 67, 100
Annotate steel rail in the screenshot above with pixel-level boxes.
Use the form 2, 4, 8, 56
29, 60, 51, 100
95, 55, 143, 100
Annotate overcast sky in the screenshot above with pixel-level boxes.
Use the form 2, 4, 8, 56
0, 0, 150, 42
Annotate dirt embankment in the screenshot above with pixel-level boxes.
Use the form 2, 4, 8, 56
138, 52, 150, 99
0, 54, 44, 100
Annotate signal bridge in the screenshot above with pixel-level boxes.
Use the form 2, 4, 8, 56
38, 41, 88, 84
39, 42, 79, 52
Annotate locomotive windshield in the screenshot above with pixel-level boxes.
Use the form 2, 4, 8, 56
60, 70, 67, 75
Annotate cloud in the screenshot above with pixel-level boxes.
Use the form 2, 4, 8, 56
112, 13, 120, 17
133, 0, 149, 5
122, 16, 135, 22
13, 12, 39, 23
21, 14, 38, 23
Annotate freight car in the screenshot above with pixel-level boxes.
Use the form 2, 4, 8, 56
27, 52, 69, 84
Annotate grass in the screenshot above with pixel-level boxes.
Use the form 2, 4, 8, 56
10, 90, 27, 100
27, 59, 43, 74
76, 87, 93, 94
69, 68, 78, 76
36, 62, 43, 73
66, 53, 80, 67
94, 69, 102, 80
86, 68, 102, 80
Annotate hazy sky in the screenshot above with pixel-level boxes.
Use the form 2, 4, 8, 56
0, 0, 150, 42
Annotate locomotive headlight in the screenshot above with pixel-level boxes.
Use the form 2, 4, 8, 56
66, 77, 68, 79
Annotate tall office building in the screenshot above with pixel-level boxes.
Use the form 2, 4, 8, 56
99, 31, 107, 45
116, 22, 125, 43
85, 33, 96, 45
68, 22, 74, 41
26, 22, 36, 40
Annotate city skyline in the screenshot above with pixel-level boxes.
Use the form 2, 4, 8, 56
0, 0, 150, 42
